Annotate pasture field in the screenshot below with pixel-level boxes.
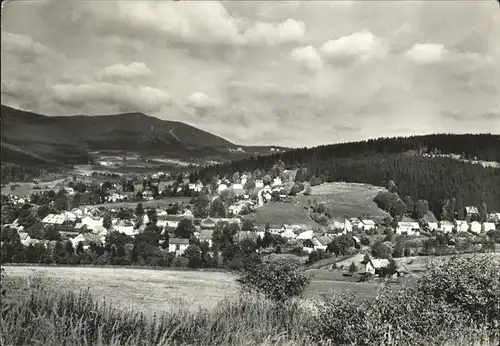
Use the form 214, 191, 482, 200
4, 266, 240, 315
1, 178, 69, 197
3, 265, 390, 315
298, 182, 389, 219
248, 201, 320, 227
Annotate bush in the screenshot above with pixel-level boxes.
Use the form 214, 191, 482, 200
239, 260, 311, 301
416, 254, 500, 327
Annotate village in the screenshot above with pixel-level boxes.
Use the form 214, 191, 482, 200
2, 162, 500, 278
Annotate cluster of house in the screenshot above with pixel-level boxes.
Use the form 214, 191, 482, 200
2, 193, 29, 206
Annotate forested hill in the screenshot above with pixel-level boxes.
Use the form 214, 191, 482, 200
193, 134, 500, 217
195, 134, 500, 176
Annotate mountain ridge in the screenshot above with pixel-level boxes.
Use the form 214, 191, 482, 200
0, 104, 288, 166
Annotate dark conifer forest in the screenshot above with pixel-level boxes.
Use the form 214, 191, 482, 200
194, 134, 500, 217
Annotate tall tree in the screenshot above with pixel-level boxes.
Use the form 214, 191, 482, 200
135, 203, 145, 218
175, 219, 195, 239
210, 198, 226, 218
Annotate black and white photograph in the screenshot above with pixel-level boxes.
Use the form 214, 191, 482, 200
1, 0, 499, 345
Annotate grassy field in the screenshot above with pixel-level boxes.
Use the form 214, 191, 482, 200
3, 266, 240, 315
248, 201, 320, 227
299, 182, 389, 219
3, 264, 390, 315
1, 178, 69, 196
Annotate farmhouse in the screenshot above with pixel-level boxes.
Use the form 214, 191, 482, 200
365, 259, 408, 278
365, 258, 390, 277
302, 235, 331, 253
169, 238, 190, 255
396, 221, 420, 236
464, 206, 480, 221
255, 180, 264, 188
267, 224, 285, 235
358, 219, 376, 231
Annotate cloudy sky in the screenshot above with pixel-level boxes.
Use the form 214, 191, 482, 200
2, 1, 499, 147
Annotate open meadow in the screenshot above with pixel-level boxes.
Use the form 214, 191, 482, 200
3, 266, 240, 315
249, 201, 320, 227
299, 182, 389, 219
3, 264, 391, 316
1, 177, 70, 197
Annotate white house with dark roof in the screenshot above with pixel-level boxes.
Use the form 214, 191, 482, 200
359, 219, 376, 231
464, 206, 480, 220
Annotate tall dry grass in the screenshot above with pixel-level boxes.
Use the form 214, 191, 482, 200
1, 275, 313, 346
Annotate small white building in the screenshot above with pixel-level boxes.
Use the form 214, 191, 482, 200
359, 220, 376, 231
255, 180, 264, 188
168, 238, 190, 256
217, 184, 228, 192
469, 221, 482, 234
483, 222, 496, 233
232, 183, 243, 190
396, 221, 420, 236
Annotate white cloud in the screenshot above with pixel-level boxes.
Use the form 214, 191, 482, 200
244, 18, 306, 46
404, 43, 448, 64
77, 2, 304, 47
52, 83, 171, 113
320, 31, 388, 64
290, 45, 322, 71
188, 92, 219, 109
101, 62, 152, 80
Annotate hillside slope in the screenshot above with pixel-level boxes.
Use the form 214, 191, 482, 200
195, 134, 500, 218
0, 105, 286, 165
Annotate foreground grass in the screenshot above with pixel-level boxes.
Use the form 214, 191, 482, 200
1, 255, 499, 346
4, 266, 239, 314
